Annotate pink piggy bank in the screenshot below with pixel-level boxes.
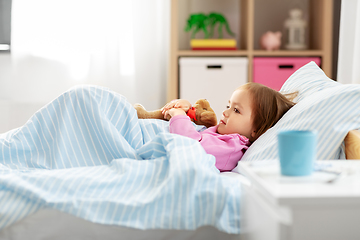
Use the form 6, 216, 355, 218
260, 31, 282, 51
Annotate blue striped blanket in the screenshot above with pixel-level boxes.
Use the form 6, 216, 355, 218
0, 85, 242, 233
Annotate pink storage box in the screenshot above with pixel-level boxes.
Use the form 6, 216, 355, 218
253, 57, 321, 91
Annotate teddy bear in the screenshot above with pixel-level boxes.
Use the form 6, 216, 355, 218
134, 99, 218, 128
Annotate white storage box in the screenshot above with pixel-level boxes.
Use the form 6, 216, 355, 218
179, 57, 248, 120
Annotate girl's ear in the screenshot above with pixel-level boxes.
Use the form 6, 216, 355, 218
250, 130, 256, 139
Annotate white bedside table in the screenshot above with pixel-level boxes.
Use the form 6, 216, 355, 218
235, 160, 360, 240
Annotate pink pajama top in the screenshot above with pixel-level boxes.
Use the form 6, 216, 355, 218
169, 115, 250, 172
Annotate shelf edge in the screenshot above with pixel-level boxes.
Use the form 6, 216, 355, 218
177, 50, 324, 57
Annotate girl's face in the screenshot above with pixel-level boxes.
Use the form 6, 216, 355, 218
217, 88, 255, 140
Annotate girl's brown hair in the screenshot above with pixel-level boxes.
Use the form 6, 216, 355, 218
240, 82, 296, 142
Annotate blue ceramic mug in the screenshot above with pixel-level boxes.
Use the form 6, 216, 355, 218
277, 130, 317, 176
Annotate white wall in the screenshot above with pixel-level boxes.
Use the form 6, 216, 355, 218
0, 53, 76, 132
0, 53, 136, 133
0, 100, 45, 133
0, 52, 168, 133
0, 54, 79, 103
337, 0, 360, 84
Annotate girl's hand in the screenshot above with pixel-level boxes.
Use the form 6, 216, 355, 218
161, 99, 191, 115
164, 108, 186, 120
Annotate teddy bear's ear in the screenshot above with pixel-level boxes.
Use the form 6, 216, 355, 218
195, 99, 211, 110
199, 111, 218, 128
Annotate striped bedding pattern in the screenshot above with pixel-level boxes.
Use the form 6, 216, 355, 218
0, 85, 242, 234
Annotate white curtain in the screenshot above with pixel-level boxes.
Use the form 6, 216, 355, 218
11, 0, 169, 109
337, 0, 360, 84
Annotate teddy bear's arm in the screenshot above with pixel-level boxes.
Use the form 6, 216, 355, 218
134, 103, 164, 120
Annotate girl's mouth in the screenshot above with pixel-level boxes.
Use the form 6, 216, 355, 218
220, 120, 226, 125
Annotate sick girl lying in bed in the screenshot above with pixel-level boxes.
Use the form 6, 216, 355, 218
0, 83, 294, 172
2, 84, 294, 233
161, 82, 295, 171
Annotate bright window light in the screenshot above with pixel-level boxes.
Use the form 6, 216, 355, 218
12, 0, 136, 80
119, 1, 135, 76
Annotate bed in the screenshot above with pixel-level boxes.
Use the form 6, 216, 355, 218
0, 62, 360, 240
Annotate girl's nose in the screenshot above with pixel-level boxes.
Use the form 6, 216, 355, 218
223, 108, 229, 117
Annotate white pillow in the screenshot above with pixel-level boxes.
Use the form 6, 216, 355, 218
280, 61, 340, 102
239, 62, 360, 162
